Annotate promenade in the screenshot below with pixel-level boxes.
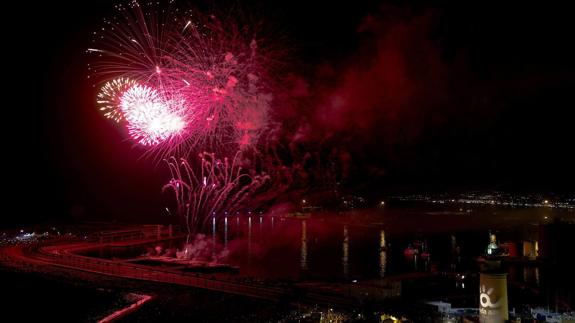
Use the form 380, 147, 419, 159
0, 226, 357, 307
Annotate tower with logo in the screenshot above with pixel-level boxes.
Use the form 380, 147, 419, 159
479, 272, 509, 322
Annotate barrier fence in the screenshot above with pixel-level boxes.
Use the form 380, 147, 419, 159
1, 228, 356, 307
31, 246, 286, 300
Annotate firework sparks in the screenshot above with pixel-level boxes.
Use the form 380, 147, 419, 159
90, 1, 280, 156
97, 77, 138, 122
163, 152, 270, 234
120, 84, 186, 146
90, 2, 284, 234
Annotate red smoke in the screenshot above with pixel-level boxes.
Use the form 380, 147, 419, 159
268, 6, 463, 192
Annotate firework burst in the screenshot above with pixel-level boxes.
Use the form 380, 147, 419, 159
97, 77, 138, 122
89, 1, 281, 156
163, 152, 270, 234
120, 83, 187, 146
90, 1, 286, 234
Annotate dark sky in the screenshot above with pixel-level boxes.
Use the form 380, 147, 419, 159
4, 1, 574, 226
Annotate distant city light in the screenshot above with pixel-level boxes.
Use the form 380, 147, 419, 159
391, 192, 574, 210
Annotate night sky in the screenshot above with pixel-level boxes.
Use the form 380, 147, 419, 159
5, 1, 574, 227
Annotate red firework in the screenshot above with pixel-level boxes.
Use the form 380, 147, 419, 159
89, 1, 281, 157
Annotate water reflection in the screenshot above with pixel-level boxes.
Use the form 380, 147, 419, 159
212, 217, 216, 257
523, 266, 540, 286
450, 235, 461, 270
248, 216, 252, 268
379, 230, 387, 278
300, 220, 308, 270
343, 225, 349, 277
259, 216, 263, 243
224, 217, 228, 249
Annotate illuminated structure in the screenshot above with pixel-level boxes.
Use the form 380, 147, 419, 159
479, 273, 509, 322
486, 233, 499, 255
522, 240, 539, 259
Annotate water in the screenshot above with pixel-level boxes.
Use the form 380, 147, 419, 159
85, 204, 575, 309
216, 206, 573, 280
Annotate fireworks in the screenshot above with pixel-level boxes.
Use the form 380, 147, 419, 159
120, 84, 186, 146
163, 152, 270, 234
97, 77, 137, 122
90, 1, 279, 154
90, 1, 283, 234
